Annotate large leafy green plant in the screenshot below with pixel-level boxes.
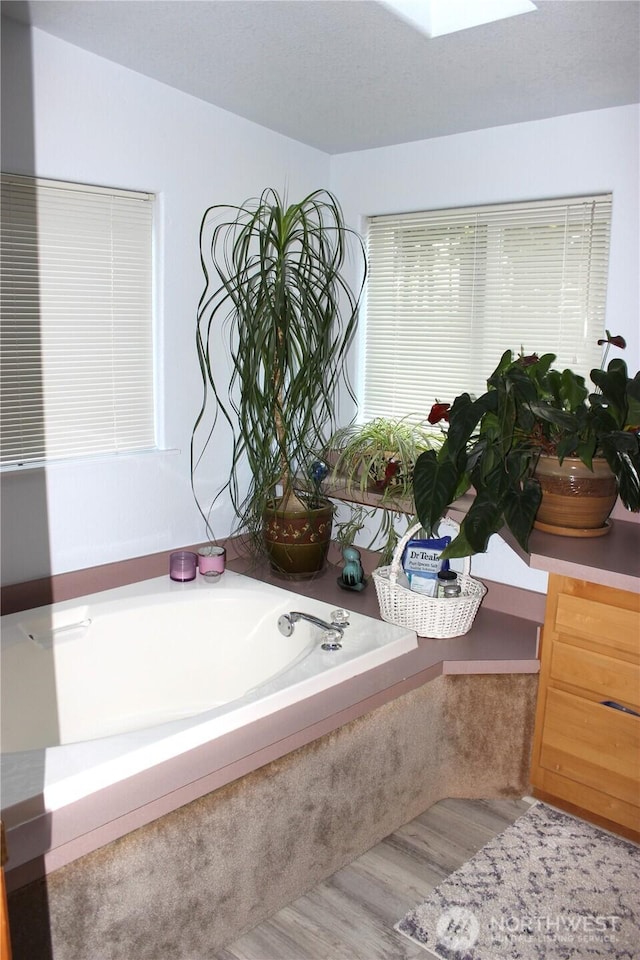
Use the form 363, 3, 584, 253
191, 188, 366, 551
414, 334, 640, 558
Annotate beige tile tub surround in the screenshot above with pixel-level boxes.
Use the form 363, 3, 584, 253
8, 672, 537, 960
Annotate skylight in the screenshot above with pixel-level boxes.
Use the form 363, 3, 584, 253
381, 0, 537, 38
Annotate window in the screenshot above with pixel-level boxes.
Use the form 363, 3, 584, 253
363, 194, 612, 420
1, 174, 155, 465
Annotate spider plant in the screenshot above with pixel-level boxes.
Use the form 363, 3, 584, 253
328, 416, 441, 499
328, 416, 441, 566
191, 188, 366, 574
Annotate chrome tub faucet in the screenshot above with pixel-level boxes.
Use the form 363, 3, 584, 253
277, 609, 349, 650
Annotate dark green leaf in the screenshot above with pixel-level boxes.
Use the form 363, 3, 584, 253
457, 491, 504, 555
503, 479, 542, 551
413, 450, 462, 535
599, 432, 640, 511
559, 368, 588, 413
590, 359, 629, 428
626, 372, 640, 428
445, 393, 485, 459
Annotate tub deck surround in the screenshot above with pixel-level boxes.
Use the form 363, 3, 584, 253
0, 533, 547, 620
1, 549, 540, 892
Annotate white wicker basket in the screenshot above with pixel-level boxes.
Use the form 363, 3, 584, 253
372, 521, 486, 638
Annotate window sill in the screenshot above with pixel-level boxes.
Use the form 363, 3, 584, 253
0, 447, 180, 475
324, 476, 473, 523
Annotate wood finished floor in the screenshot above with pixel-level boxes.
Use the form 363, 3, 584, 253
214, 796, 531, 960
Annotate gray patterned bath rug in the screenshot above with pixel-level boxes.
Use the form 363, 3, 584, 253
395, 801, 640, 959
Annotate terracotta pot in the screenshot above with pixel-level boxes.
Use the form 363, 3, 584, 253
534, 455, 618, 536
263, 499, 334, 578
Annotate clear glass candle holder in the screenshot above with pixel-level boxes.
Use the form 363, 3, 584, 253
169, 550, 197, 582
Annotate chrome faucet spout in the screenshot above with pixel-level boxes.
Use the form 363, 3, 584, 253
277, 611, 344, 649
290, 611, 343, 634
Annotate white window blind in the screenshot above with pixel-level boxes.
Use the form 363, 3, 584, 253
1, 174, 155, 465
363, 194, 612, 420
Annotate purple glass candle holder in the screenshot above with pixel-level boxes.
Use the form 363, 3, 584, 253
169, 550, 197, 582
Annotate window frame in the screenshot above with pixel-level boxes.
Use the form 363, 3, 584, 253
361, 193, 612, 421
1, 173, 157, 467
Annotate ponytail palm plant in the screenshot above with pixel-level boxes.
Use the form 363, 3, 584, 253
191, 188, 366, 574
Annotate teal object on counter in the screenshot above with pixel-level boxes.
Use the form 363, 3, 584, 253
338, 546, 367, 591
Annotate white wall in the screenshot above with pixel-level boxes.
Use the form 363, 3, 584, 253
330, 105, 640, 591
0, 19, 330, 584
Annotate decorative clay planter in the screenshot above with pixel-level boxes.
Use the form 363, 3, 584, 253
534, 455, 618, 537
263, 500, 334, 578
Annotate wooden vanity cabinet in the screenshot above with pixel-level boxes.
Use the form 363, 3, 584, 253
530, 574, 640, 840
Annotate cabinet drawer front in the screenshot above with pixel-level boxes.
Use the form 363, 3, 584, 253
551, 642, 640, 708
555, 594, 639, 657
539, 688, 640, 806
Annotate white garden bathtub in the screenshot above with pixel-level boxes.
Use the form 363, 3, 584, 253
1, 570, 417, 818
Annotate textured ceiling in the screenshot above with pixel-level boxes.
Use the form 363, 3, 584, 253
3, 0, 639, 154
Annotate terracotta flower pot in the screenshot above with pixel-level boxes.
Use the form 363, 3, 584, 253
534, 455, 618, 537
263, 499, 334, 578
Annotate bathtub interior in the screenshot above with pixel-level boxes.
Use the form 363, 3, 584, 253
2, 578, 323, 751
1, 570, 418, 813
